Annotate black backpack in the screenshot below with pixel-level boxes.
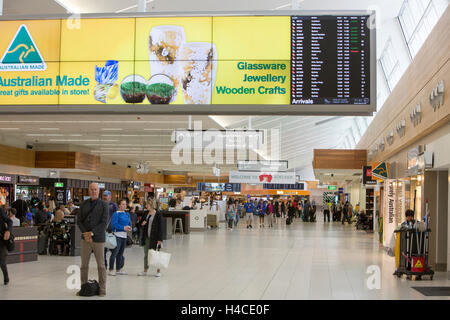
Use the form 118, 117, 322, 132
79, 280, 100, 296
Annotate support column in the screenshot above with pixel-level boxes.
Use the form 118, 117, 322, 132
436, 170, 448, 272
0, 0, 3, 16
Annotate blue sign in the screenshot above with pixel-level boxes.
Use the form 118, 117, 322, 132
338, 188, 344, 194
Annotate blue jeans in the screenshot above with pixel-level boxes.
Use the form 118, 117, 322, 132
109, 236, 126, 271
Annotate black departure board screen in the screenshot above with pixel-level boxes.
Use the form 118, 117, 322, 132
291, 15, 370, 105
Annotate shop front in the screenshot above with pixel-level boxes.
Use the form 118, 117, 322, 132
15, 176, 41, 202
0, 174, 17, 207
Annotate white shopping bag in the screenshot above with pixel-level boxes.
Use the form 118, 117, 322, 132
149, 249, 171, 269
105, 232, 117, 250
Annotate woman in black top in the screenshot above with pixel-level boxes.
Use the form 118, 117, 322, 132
137, 201, 164, 277
0, 206, 12, 285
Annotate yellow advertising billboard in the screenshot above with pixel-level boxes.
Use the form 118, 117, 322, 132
0, 16, 289, 106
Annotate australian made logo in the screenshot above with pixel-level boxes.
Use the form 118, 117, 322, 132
0, 24, 47, 71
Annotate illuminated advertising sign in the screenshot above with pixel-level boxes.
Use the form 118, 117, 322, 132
0, 13, 375, 114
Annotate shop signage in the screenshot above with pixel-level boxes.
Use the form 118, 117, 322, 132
418, 151, 434, 170
0, 174, 15, 183
238, 160, 288, 172
0, 14, 375, 115
156, 187, 165, 193
371, 162, 389, 180
338, 188, 344, 194
328, 185, 337, 191
362, 166, 376, 185
383, 179, 405, 246
55, 188, 66, 205
18, 176, 39, 184
229, 171, 296, 184
54, 182, 64, 188
407, 147, 421, 170
97, 183, 106, 189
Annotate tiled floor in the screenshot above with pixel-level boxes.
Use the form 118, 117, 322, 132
1, 216, 449, 300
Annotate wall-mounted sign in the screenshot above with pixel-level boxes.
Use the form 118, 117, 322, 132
338, 187, 344, 194
371, 161, 389, 180
363, 166, 377, 185
55, 188, 66, 205
54, 182, 64, 188
18, 176, 39, 185
407, 146, 421, 170
97, 183, 106, 189
328, 185, 337, 191
229, 171, 296, 184
263, 183, 304, 190
0, 13, 375, 115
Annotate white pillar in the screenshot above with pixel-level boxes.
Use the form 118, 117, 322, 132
0, 0, 3, 16
138, 0, 147, 13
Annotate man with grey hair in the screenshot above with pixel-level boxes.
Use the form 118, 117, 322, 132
76, 183, 109, 296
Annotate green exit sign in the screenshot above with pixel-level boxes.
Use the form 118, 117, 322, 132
54, 182, 64, 188
328, 185, 337, 191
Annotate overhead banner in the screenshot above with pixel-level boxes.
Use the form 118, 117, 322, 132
0, 13, 375, 114
229, 171, 296, 184
237, 160, 288, 172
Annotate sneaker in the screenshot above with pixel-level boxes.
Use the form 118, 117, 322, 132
137, 271, 148, 276
108, 270, 116, 276
116, 270, 128, 275
250, 225, 253, 229
155, 272, 161, 278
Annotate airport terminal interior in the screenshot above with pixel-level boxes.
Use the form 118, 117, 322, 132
0, 0, 449, 300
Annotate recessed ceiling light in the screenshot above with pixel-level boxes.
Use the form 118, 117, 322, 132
0, 128, 19, 130
39, 128, 60, 130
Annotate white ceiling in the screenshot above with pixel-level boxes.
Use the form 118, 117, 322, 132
0, 0, 408, 179
3, 0, 404, 18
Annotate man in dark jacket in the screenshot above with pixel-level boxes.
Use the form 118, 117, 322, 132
12, 194, 28, 224
76, 183, 109, 296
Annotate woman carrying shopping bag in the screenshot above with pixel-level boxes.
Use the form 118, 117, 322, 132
137, 201, 164, 278
109, 199, 132, 276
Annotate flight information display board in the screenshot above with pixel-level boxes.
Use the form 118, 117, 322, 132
291, 15, 370, 105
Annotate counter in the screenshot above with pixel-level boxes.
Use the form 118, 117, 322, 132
6, 226, 38, 264
162, 210, 190, 234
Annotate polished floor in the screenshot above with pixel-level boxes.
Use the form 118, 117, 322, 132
1, 215, 449, 300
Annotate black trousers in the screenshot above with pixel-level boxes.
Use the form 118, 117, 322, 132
342, 213, 351, 224
324, 209, 330, 222
0, 241, 9, 282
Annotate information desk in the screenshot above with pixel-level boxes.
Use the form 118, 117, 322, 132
6, 226, 38, 264
161, 210, 190, 234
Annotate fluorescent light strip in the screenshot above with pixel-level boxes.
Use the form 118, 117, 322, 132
115, 0, 155, 13
26, 133, 63, 137
0, 128, 19, 130
0, 120, 186, 124
39, 128, 60, 131
82, 144, 173, 147
50, 139, 119, 142
101, 134, 171, 137
274, 3, 291, 10
101, 128, 123, 131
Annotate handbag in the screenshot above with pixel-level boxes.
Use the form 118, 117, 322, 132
149, 247, 171, 270
105, 232, 117, 250
126, 234, 133, 247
